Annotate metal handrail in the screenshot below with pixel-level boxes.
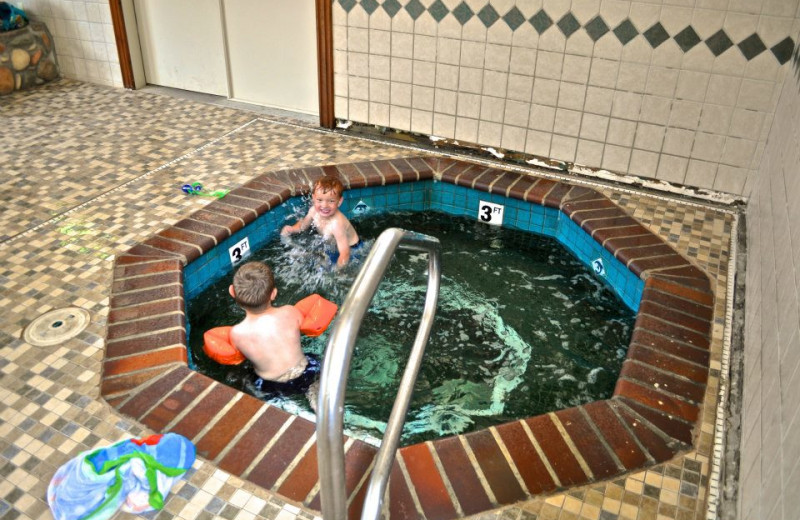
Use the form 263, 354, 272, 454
317, 228, 442, 520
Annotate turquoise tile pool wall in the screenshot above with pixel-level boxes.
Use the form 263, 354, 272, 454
423, 182, 642, 311
183, 180, 643, 313
340, 180, 433, 215
555, 215, 643, 311
183, 199, 301, 300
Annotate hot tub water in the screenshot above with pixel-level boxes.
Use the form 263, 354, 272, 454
187, 211, 635, 445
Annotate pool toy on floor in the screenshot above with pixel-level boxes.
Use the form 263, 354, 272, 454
181, 182, 229, 198
47, 433, 196, 520
203, 294, 338, 365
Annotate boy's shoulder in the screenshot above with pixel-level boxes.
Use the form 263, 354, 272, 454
333, 209, 352, 224
273, 304, 303, 319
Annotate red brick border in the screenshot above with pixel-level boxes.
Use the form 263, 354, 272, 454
103, 156, 713, 519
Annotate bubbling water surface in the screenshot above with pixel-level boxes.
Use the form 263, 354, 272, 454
187, 210, 635, 445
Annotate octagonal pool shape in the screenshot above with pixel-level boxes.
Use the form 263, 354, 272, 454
103, 156, 714, 520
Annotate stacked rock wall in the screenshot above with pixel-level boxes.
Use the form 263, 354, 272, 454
0, 21, 58, 95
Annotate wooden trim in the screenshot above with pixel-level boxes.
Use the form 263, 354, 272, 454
109, 0, 135, 89
315, 0, 335, 129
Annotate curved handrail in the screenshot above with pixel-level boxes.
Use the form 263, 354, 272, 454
317, 228, 442, 520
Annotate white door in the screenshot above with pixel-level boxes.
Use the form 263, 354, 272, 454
133, 0, 228, 96
223, 0, 319, 115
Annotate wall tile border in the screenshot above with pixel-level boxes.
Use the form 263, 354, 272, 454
334, 0, 795, 64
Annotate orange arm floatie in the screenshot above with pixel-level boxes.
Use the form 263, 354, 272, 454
202, 326, 245, 365
294, 294, 339, 337
202, 295, 338, 365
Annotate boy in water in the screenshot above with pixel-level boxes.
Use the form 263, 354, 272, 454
228, 261, 319, 406
281, 176, 361, 267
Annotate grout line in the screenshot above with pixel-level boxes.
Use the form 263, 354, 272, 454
457, 434, 499, 506
427, 440, 466, 517
211, 405, 268, 465
241, 414, 297, 479
706, 212, 739, 520
272, 433, 317, 491
314, 119, 743, 213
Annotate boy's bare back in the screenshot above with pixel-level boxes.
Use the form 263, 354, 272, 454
230, 304, 305, 381
228, 262, 307, 381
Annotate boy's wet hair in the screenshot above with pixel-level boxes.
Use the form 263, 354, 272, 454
232, 262, 275, 311
313, 176, 344, 198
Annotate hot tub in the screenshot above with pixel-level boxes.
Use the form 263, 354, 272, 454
103, 156, 713, 519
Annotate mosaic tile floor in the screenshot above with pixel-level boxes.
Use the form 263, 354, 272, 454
0, 79, 736, 520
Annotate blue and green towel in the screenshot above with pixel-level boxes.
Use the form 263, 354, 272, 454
47, 433, 196, 520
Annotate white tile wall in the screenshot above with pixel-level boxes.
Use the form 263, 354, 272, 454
742, 67, 800, 520
332, 0, 799, 195
20, 0, 792, 198
17, 0, 122, 87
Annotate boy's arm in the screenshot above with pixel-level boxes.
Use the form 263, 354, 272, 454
332, 225, 351, 267
281, 209, 314, 235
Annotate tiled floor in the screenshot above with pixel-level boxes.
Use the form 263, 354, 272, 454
0, 79, 735, 520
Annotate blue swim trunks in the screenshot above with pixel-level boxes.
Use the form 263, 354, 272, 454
252, 354, 320, 397
326, 239, 365, 265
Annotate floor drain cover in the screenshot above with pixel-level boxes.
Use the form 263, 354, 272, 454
23, 307, 91, 346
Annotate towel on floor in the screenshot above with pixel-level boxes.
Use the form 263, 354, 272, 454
47, 433, 196, 520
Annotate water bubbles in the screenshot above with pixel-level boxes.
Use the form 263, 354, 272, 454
587, 367, 603, 384
188, 209, 635, 446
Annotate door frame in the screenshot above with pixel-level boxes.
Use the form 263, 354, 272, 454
108, 0, 335, 129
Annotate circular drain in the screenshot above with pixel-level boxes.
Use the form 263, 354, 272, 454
23, 307, 91, 346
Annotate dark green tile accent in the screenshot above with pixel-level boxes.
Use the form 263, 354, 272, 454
503, 6, 526, 31
428, 0, 449, 23
360, 0, 379, 15
613, 19, 638, 45
529, 9, 553, 35
339, 0, 357, 13
674, 26, 701, 52
405, 0, 425, 21
382, 0, 401, 17
584, 15, 609, 42
643, 22, 670, 49
478, 4, 500, 28
452, 1, 474, 25
557, 12, 580, 38
771, 37, 795, 65
738, 33, 767, 60
705, 29, 733, 56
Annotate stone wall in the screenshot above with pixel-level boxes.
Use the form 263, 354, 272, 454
0, 21, 59, 95
19, 0, 122, 87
